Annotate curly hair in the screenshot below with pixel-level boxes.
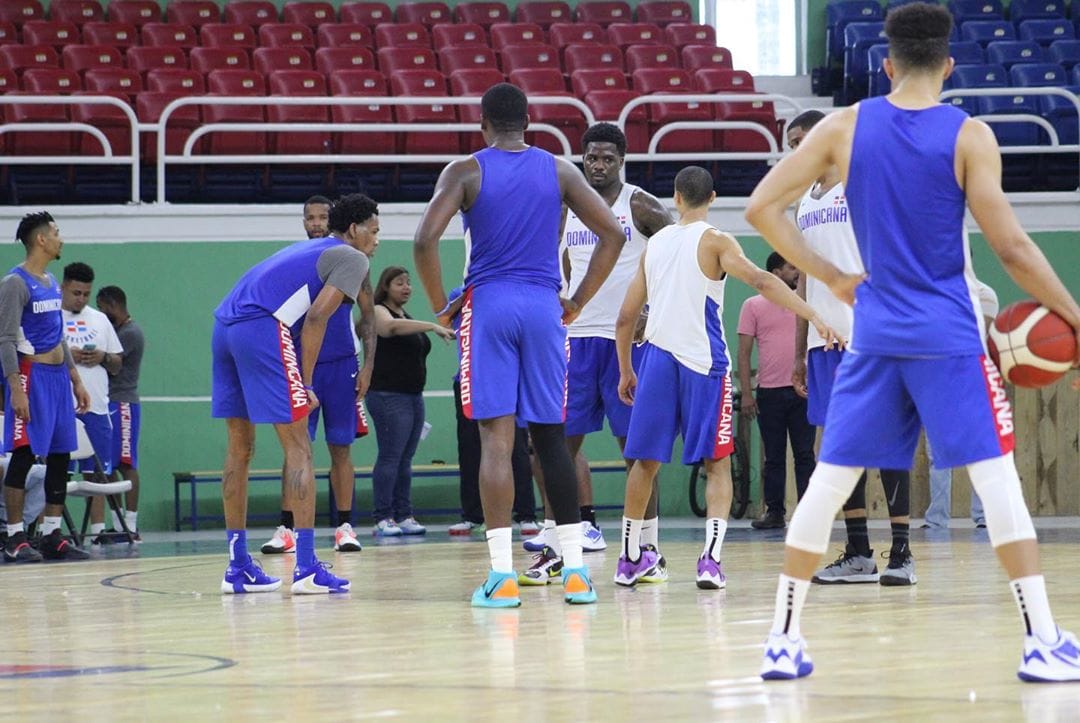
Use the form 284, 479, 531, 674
885, 2, 953, 71
328, 193, 378, 233
581, 122, 627, 157
15, 211, 54, 247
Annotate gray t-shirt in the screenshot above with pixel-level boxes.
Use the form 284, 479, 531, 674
109, 320, 144, 404
317, 245, 369, 302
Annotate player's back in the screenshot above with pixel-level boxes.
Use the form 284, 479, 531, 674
642, 221, 728, 376
846, 97, 984, 357
462, 146, 562, 291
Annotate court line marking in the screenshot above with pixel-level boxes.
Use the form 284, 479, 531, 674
101, 560, 224, 596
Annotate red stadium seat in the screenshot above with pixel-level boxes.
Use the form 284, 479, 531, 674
267, 70, 329, 154
624, 44, 680, 72
514, 1, 571, 29
190, 46, 251, 74
489, 22, 546, 50
374, 22, 431, 49
432, 23, 487, 51
82, 22, 139, 50
126, 46, 188, 77
377, 46, 438, 74
606, 22, 665, 50
693, 68, 754, 92
570, 67, 627, 95
454, 2, 511, 29
165, 1, 221, 27
50, 0, 105, 26
107, 1, 161, 26
499, 43, 560, 73
141, 22, 199, 50
631, 67, 711, 152
395, 2, 452, 28
339, 2, 392, 28
439, 46, 499, 75
135, 90, 199, 160
716, 96, 778, 152
664, 23, 715, 49
222, 1, 278, 26
21, 68, 82, 94
201, 23, 258, 51
0, 21, 17, 46
563, 43, 624, 73
83, 67, 143, 98
314, 46, 376, 74
0, 45, 60, 74
61, 45, 125, 75
575, 1, 633, 27
635, 1, 693, 27
681, 44, 733, 71
317, 24, 373, 49
449, 66, 504, 150
146, 67, 206, 93
390, 69, 459, 154
328, 69, 393, 154
549, 23, 606, 49
508, 67, 584, 153
204, 70, 267, 155
0, 0, 45, 27
259, 23, 316, 50
582, 88, 647, 149
282, 1, 337, 28
253, 47, 314, 75
207, 68, 266, 95
71, 90, 133, 155
21, 21, 81, 50
5, 92, 73, 155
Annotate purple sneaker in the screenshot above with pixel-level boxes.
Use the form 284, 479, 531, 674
221, 558, 282, 594
291, 560, 351, 594
614, 547, 659, 587
696, 555, 726, 589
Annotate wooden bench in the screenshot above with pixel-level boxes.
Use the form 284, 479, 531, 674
173, 461, 629, 530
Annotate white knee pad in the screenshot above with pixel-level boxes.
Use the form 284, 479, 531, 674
967, 453, 1036, 547
786, 463, 864, 554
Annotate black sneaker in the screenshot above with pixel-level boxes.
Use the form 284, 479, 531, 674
4, 531, 43, 563
39, 530, 90, 561
751, 510, 786, 529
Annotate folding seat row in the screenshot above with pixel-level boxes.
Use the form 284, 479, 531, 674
962, 18, 1076, 46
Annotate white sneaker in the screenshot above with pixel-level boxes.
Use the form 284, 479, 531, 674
582, 521, 607, 552
397, 517, 427, 536
448, 520, 482, 536
517, 519, 541, 537
1018, 629, 1080, 682
373, 518, 403, 537
334, 523, 362, 552
523, 523, 553, 552
761, 633, 814, 680
260, 526, 296, 554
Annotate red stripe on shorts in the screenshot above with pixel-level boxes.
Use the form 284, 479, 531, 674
356, 399, 369, 438
458, 288, 475, 420
712, 373, 735, 460
979, 354, 1016, 455
277, 321, 308, 423
11, 358, 31, 449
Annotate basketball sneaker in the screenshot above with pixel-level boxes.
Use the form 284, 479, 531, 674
40, 530, 90, 560
260, 526, 296, 554
696, 555, 726, 590
1018, 629, 1080, 682
449, 520, 483, 536
292, 560, 351, 594
518, 545, 563, 586
397, 517, 427, 536
761, 633, 814, 680
334, 523, 362, 552
562, 566, 598, 605
812, 544, 879, 584
639, 546, 669, 583
374, 519, 403, 536
582, 521, 607, 552
523, 523, 553, 552
614, 546, 660, 587
517, 519, 541, 537
3, 531, 43, 563
221, 558, 281, 594
879, 549, 917, 586
471, 570, 522, 608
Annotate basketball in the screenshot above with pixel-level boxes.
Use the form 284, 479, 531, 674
987, 301, 1077, 388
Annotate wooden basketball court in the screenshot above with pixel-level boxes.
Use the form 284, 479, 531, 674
3, 522, 1079, 720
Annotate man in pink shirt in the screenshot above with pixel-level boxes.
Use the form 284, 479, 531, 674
737, 253, 816, 530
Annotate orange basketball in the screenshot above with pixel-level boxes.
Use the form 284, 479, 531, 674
987, 300, 1076, 389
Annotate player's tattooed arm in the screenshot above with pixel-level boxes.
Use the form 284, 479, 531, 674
355, 273, 377, 399
629, 189, 674, 238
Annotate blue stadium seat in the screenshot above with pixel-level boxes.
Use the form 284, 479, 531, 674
947, 63, 1007, 115
978, 93, 1042, 149
986, 40, 1044, 68
1018, 18, 1075, 46
1049, 39, 1080, 70
844, 21, 886, 102
950, 40, 985, 64
949, 0, 1004, 25
826, 1, 883, 65
961, 19, 1015, 46
1074, 65, 1080, 84
1010, 61, 1069, 87
1009, 0, 1066, 27
868, 43, 889, 96
885, 0, 922, 11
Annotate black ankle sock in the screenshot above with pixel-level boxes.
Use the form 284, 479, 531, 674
280, 510, 294, 529
891, 521, 910, 555
337, 511, 353, 527
580, 505, 596, 526
845, 517, 871, 557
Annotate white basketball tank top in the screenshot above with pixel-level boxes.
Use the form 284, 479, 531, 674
796, 182, 863, 349
642, 220, 729, 376
564, 183, 648, 339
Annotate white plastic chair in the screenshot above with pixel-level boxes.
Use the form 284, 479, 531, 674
64, 417, 134, 546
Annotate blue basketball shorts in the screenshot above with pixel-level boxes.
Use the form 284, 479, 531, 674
623, 344, 735, 464
820, 352, 1015, 470
307, 356, 361, 446
211, 316, 309, 424
109, 401, 140, 469
457, 281, 569, 424
565, 336, 645, 438
806, 346, 845, 427
74, 411, 112, 474
3, 359, 77, 456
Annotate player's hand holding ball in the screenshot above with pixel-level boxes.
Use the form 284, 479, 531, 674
987, 300, 1079, 390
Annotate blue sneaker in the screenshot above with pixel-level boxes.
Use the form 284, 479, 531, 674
471, 570, 521, 608
291, 560, 351, 594
761, 632, 814, 680
220, 558, 281, 594
562, 566, 598, 605
1018, 629, 1080, 682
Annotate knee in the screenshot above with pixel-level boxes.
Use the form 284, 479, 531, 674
228, 436, 255, 464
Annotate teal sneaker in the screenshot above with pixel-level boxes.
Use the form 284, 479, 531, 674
562, 566, 598, 605
471, 570, 522, 608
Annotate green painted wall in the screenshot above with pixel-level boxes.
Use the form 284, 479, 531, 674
4, 228, 1077, 530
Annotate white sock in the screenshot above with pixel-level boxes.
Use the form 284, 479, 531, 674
125, 510, 138, 532
641, 517, 659, 549
486, 527, 513, 573
111, 510, 122, 531
1011, 575, 1058, 642
556, 523, 584, 569
7, 522, 24, 537
770, 574, 811, 637
90, 523, 105, 535
41, 516, 61, 535
621, 516, 643, 562
703, 517, 728, 562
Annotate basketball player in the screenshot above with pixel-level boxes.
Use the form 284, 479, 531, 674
615, 166, 835, 589
414, 83, 626, 607
747, 2, 1080, 681
263, 194, 367, 556
213, 193, 378, 594
785, 110, 917, 586
521, 122, 674, 586
1, 211, 91, 562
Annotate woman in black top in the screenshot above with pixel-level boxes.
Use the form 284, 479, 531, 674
367, 266, 455, 536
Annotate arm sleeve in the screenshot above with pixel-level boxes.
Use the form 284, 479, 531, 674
0, 274, 29, 378
736, 298, 757, 337
316, 245, 369, 302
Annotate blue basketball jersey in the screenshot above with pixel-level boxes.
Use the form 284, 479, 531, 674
462, 146, 563, 291
846, 97, 985, 357
10, 266, 63, 353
